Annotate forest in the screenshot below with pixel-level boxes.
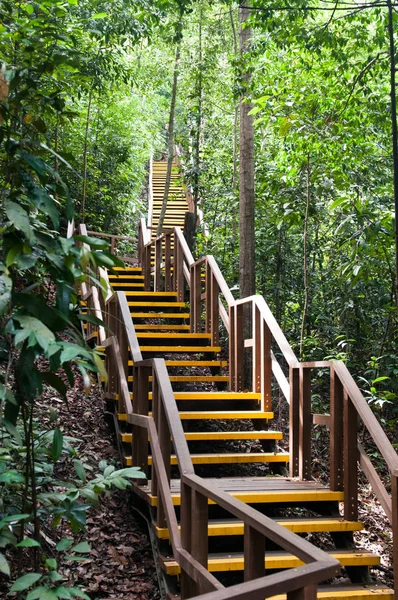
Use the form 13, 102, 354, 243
1, 0, 398, 599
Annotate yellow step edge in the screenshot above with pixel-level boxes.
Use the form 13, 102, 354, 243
136, 332, 212, 339
124, 453, 290, 466
140, 346, 222, 352
111, 267, 141, 272
128, 302, 186, 308
121, 431, 283, 443
128, 360, 228, 367
116, 392, 260, 400
269, 589, 394, 600
133, 324, 190, 331
108, 275, 145, 280
110, 283, 145, 287
161, 550, 380, 575
130, 313, 190, 319
154, 518, 364, 540
142, 488, 345, 507
118, 410, 273, 422
127, 375, 230, 383
125, 291, 178, 296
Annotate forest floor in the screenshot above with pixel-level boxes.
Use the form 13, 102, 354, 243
47, 375, 161, 600
1, 371, 161, 600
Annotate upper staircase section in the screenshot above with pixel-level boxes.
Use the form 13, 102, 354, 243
69, 157, 398, 600
148, 159, 190, 237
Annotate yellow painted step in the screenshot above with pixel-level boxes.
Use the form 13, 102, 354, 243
128, 302, 186, 308
127, 375, 230, 383
120, 392, 259, 401
133, 324, 190, 331
108, 275, 144, 280
125, 453, 289, 466
161, 550, 380, 575
128, 359, 227, 367
111, 267, 141, 272
110, 282, 145, 288
270, 587, 394, 600
136, 332, 211, 340
141, 488, 345, 507
121, 431, 283, 444
154, 518, 364, 540
140, 346, 221, 353
130, 313, 190, 319
125, 291, 178, 297
117, 410, 273, 422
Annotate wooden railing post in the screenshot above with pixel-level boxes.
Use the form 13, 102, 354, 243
155, 237, 162, 291
144, 245, 151, 290
392, 474, 398, 600
191, 262, 202, 333
289, 365, 300, 478
180, 482, 196, 599
299, 367, 312, 480
175, 235, 184, 302
244, 524, 264, 581
230, 303, 244, 391
206, 269, 220, 346
330, 365, 344, 491
132, 365, 150, 477
165, 233, 172, 291
191, 490, 208, 572
151, 375, 171, 528
253, 303, 272, 412
344, 390, 358, 520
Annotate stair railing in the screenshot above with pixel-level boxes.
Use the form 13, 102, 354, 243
129, 358, 340, 600
289, 359, 398, 595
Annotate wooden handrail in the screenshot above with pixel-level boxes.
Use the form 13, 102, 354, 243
86, 230, 136, 242
332, 360, 398, 475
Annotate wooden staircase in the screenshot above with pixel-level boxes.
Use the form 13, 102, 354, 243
74, 159, 396, 600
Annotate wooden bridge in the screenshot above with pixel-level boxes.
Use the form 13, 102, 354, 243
73, 159, 397, 600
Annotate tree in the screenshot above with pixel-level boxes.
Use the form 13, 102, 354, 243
239, 2, 255, 299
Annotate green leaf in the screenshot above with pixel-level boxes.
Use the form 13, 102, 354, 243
0, 552, 10, 576
3, 419, 22, 445
51, 428, 63, 462
329, 197, 346, 210
103, 465, 115, 476
71, 541, 90, 553
92, 12, 108, 18
10, 572, 42, 592
14, 315, 55, 346
372, 376, 390, 384
46, 558, 57, 570
4, 200, 35, 243
0, 273, 12, 315
53, 587, 72, 599
72, 460, 86, 482
41, 373, 67, 398
55, 537, 73, 552
17, 538, 40, 548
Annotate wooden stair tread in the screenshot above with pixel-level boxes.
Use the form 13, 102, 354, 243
128, 302, 186, 308
270, 586, 394, 600
154, 517, 364, 539
118, 410, 273, 421
130, 313, 190, 319
120, 431, 283, 443
133, 324, 190, 330
124, 452, 290, 466
160, 549, 380, 574
127, 375, 230, 382
128, 360, 227, 366
136, 332, 211, 339
140, 346, 222, 352
125, 291, 178, 296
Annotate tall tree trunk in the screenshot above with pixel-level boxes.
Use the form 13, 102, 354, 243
300, 156, 311, 359
239, 3, 255, 299
157, 37, 181, 236
230, 6, 239, 282
81, 88, 93, 224
387, 0, 398, 302
193, 9, 203, 226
